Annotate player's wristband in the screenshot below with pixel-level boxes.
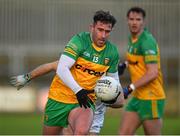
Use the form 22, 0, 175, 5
124, 61, 128, 67
129, 83, 135, 91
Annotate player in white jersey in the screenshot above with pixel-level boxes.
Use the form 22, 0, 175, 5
10, 61, 124, 135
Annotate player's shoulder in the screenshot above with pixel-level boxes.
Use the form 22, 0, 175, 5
74, 32, 91, 44
103, 41, 120, 62
106, 41, 119, 54
70, 32, 90, 41
142, 29, 156, 42
69, 32, 90, 48
75, 32, 90, 40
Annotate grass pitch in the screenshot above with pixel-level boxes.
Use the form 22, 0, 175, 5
101, 108, 180, 135
0, 110, 180, 135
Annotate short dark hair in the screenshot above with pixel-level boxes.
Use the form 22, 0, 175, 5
127, 7, 146, 18
93, 10, 117, 28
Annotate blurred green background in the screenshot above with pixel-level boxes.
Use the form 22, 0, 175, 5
0, 0, 180, 135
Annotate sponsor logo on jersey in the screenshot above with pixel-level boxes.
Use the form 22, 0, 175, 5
83, 51, 90, 57
145, 50, 156, 55
75, 64, 105, 76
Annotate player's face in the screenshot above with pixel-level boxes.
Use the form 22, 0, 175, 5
90, 21, 112, 47
127, 12, 144, 36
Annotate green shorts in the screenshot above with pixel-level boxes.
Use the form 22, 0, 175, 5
44, 98, 95, 127
125, 97, 165, 121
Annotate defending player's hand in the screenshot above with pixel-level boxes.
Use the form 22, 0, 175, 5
118, 61, 128, 76
101, 91, 121, 104
10, 73, 31, 90
76, 89, 93, 109
123, 84, 134, 99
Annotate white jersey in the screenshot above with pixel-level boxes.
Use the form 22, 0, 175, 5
89, 99, 106, 133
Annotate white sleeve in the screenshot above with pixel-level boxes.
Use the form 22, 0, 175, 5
56, 54, 82, 94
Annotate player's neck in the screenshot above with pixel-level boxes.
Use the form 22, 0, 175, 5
131, 29, 144, 43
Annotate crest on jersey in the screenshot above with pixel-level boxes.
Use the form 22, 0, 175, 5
104, 58, 110, 65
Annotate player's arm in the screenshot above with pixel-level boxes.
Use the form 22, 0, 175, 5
109, 89, 124, 108
30, 61, 58, 79
118, 61, 128, 76
123, 63, 158, 98
10, 61, 58, 90
57, 54, 93, 109
103, 72, 125, 108
133, 63, 158, 88
56, 54, 82, 92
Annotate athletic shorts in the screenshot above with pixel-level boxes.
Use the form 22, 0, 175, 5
44, 98, 95, 127
125, 97, 165, 121
89, 100, 106, 133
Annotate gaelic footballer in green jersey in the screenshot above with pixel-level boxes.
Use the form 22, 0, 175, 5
119, 7, 165, 135
49, 32, 119, 103
126, 29, 165, 100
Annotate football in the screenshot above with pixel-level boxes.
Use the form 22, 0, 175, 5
94, 76, 121, 101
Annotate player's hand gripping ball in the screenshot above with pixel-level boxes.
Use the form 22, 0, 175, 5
94, 76, 121, 101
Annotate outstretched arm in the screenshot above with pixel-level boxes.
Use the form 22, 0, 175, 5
10, 60, 58, 90
30, 61, 58, 79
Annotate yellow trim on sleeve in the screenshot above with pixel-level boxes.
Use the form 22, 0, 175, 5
145, 55, 158, 62
64, 48, 77, 57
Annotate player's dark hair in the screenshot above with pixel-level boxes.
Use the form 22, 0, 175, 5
93, 10, 117, 28
127, 7, 146, 19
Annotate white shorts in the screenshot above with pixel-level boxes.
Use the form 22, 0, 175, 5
89, 99, 106, 133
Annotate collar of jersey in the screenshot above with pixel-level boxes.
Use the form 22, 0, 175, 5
92, 43, 106, 52
130, 29, 146, 44
131, 37, 138, 43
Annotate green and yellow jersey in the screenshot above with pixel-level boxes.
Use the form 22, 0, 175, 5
126, 29, 165, 100
49, 32, 120, 104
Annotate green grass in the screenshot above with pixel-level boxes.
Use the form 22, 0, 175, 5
0, 111, 180, 135
101, 109, 180, 135
0, 113, 42, 135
